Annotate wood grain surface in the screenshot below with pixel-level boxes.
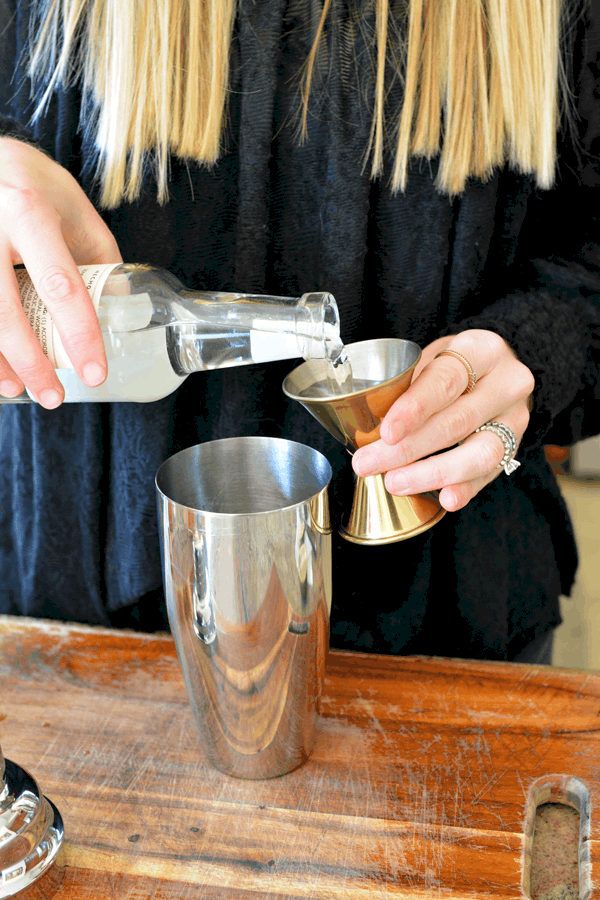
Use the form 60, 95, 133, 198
0, 615, 598, 899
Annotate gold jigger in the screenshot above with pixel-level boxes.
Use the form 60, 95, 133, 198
282, 338, 446, 545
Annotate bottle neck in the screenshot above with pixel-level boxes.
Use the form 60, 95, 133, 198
166, 290, 342, 375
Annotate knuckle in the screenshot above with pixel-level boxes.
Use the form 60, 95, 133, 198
401, 396, 427, 432
435, 366, 462, 404
427, 460, 446, 487
15, 359, 38, 379
515, 361, 535, 397
12, 356, 47, 382
480, 330, 507, 358
59, 327, 94, 357
37, 266, 79, 306
406, 394, 427, 426
391, 443, 411, 467
1, 184, 48, 225
444, 404, 473, 442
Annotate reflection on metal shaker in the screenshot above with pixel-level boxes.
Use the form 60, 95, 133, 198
156, 437, 332, 779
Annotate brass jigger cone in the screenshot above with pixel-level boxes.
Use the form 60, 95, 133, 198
0, 744, 64, 898
282, 338, 446, 545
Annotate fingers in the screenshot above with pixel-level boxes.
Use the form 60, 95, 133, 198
0, 255, 64, 405
383, 402, 526, 494
351, 328, 535, 513
0, 139, 123, 407
380, 331, 533, 445
354, 369, 530, 479
437, 417, 526, 512
354, 403, 528, 513
0, 345, 35, 399
7, 191, 108, 391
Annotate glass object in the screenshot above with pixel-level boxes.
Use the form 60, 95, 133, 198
9, 264, 343, 403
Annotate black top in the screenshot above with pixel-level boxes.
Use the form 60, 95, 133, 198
0, 0, 599, 659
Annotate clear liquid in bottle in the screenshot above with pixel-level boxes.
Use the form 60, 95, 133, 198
10, 265, 345, 404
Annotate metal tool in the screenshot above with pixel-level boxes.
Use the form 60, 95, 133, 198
283, 338, 446, 544
156, 436, 332, 779
0, 744, 64, 898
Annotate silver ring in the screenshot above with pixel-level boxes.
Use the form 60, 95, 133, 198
475, 421, 521, 475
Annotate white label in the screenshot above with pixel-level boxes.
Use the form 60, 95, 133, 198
250, 330, 301, 363
15, 264, 120, 368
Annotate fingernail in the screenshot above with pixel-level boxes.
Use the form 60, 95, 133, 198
0, 380, 23, 397
83, 362, 106, 386
353, 452, 378, 476
39, 389, 63, 409
441, 489, 458, 511
386, 473, 409, 494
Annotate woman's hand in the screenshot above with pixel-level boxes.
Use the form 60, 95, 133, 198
352, 329, 535, 511
0, 137, 122, 407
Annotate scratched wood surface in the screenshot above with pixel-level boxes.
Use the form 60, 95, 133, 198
0, 615, 598, 900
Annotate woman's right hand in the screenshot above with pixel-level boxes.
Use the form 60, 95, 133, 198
0, 137, 123, 407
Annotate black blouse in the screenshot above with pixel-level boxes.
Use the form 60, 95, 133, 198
0, 0, 598, 659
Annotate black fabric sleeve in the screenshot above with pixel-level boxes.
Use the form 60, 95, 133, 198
452, 271, 600, 452
0, 0, 58, 155
0, 0, 35, 141
0, 0, 17, 112
448, 3, 600, 453
0, 112, 36, 141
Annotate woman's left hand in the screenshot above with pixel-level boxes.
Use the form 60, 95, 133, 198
352, 329, 535, 512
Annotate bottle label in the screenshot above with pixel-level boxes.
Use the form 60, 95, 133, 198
15, 264, 120, 368
250, 329, 302, 363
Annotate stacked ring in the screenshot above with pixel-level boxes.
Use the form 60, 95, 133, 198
434, 350, 477, 394
475, 421, 521, 475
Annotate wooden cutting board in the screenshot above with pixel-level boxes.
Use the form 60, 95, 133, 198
0, 615, 598, 899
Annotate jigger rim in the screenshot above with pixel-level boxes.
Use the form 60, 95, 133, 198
282, 337, 422, 403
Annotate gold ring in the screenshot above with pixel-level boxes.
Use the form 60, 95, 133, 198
435, 349, 476, 394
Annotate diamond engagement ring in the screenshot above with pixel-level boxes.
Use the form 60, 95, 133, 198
475, 421, 521, 475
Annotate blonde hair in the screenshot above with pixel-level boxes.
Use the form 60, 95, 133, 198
29, 0, 236, 207
29, 0, 569, 208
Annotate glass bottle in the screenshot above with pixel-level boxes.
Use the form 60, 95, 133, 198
9, 263, 344, 403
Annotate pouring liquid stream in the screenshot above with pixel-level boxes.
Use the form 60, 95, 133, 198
325, 347, 354, 395
307, 347, 380, 397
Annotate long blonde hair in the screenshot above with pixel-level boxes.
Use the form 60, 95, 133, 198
29, 0, 569, 208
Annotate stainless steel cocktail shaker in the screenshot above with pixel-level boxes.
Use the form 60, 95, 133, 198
156, 436, 332, 779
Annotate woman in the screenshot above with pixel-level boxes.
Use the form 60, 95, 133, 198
0, 0, 597, 660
